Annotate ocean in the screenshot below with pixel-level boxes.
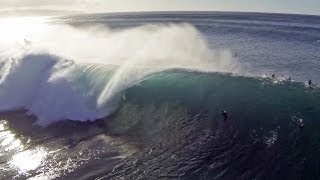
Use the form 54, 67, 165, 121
0, 12, 319, 179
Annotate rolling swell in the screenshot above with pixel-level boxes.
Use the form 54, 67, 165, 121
124, 70, 319, 119
98, 71, 320, 179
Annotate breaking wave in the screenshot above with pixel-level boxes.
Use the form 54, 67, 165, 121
0, 18, 241, 125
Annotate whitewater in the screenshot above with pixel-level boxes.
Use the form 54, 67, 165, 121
0, 17, 241, 125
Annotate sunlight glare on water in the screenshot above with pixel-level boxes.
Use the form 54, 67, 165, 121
0, 133, 14, 146
0, 120, 48, 174
0, 123, 5, 131
10, 147, 48, 173
0, 120, 23, 152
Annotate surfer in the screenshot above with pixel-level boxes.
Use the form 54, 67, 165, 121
308, 80, 313, 86
298, 119, 304, 129
221, 110, 228, 120
271, 74, 275, 78
291, 116, 305, 129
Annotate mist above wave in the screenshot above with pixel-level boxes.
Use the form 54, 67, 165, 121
0, 17, 241, 125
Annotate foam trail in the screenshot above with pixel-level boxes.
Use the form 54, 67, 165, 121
0, 17, 242, 125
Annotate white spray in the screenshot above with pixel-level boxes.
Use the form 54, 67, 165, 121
0, 16, 242, 126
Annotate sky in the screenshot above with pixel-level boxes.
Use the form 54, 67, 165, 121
0, 0, 319, 15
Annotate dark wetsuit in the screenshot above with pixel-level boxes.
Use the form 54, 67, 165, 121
221, 110, 228, 120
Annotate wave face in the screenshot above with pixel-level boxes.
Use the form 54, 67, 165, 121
122, 70, 320, 126
0, 19, 241, 125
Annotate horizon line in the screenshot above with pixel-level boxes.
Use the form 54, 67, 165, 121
0, 9, 319, 17
84, 10, 320, 17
